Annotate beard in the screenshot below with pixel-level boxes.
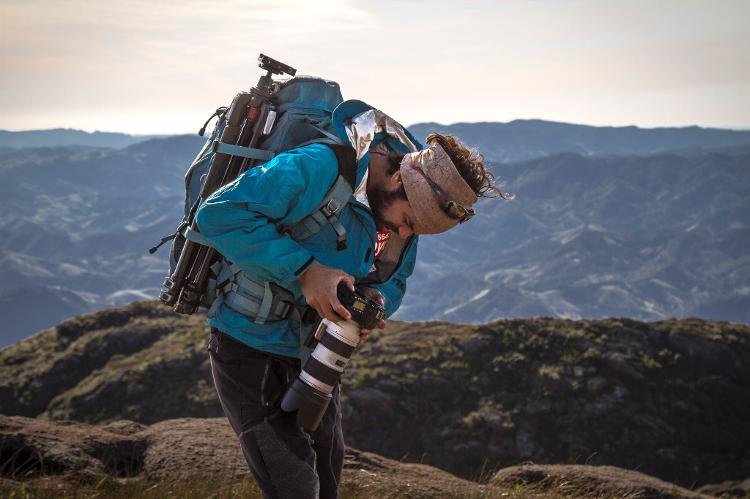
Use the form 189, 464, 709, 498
366, 183, 408, 232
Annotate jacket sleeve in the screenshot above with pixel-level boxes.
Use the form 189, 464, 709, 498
193, 144, 338, 286
369, 237, 418, 318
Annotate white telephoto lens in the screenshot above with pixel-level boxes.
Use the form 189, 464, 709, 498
322, 319, 359, 347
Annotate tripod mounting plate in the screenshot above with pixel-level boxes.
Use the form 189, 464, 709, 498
258, 54, 296, 77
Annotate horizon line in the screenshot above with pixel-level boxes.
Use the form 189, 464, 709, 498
3, 118, 750, 136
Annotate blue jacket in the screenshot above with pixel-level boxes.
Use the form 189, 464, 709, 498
194, 143, 418, 358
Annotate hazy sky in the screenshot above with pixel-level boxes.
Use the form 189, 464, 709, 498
1, 0, 748, 134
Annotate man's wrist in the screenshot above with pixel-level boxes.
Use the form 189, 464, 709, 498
294, 256, 317, 278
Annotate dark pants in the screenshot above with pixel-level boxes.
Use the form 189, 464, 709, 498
207, 328, 344, 499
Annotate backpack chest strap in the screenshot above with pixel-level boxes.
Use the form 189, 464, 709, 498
283, 175, 353, 250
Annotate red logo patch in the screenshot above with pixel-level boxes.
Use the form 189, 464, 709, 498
375, 231, 390, 259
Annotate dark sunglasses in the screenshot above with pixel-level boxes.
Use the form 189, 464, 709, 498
408, 163, 475, 223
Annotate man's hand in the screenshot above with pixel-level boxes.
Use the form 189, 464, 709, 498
299, 261, 355, 323
357, 287, 386, 346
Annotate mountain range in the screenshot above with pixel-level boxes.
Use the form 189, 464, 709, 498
0, 129, 165, 149
399, 149, 750, 325
408, 119, 750, 162
0, 122, 748, 346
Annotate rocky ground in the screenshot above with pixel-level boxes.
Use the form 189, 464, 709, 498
0, 415, 714, 498
1, 300, 749, 496
342, 317, 750, 487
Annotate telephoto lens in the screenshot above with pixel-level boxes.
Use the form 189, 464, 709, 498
281, 283, 384, 431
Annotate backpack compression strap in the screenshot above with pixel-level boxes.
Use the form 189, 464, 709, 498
283, 144, 357, 251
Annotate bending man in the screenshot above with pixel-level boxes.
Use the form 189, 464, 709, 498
194, 100, 508, 499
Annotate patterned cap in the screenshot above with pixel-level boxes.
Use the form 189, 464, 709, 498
400, 143, 478, 234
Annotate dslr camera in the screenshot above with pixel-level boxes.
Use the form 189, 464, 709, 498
281, 283, 384, 431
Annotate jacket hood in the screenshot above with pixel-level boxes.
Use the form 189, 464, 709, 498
332, 99, 423, 157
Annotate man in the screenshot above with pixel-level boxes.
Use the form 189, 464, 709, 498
194, 100, 507, 499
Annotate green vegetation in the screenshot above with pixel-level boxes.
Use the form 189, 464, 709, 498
0, 302, 213, 424
342, 316, 750, 488
2, 301, 748, 490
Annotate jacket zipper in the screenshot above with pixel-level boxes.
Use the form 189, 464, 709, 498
350, 200, 416, 284
350, 200, 376, 249
381, 234, 416, 283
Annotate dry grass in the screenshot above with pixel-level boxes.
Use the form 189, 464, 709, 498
1, 475, 262, 499
0, 476, 518, 499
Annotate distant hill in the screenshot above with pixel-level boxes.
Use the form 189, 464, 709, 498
0, 285, 91, 347
0, 128, 168, 149
1, 122, 750, 345
1, 301, 747, 490
6, 120, 749, 160
0, 134, 204, 347
408, 119, 750, 162
397, 149, 750, 325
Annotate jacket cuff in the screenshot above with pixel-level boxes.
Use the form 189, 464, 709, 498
294, 256, 316, 277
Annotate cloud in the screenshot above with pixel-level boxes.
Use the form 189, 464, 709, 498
1, 0, 748, 132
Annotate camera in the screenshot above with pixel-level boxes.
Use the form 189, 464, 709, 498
281, 283, 384, 431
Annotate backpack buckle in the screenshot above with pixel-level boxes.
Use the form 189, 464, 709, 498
325, 198, 342, 215
276, 300, 294, 320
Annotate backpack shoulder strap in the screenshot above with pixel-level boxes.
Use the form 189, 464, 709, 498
326, 143, 357, 188
284, 143, 358, 251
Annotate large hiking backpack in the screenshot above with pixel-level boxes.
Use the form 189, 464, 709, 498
152, 76, 355, 314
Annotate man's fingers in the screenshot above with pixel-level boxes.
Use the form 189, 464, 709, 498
342, 274, 355, 292
299, 263, 358, 323
331, 298, 351, 321
307, 299, 322, 319
377, 319, 386, 329
361, 287, 384, 305
310, 291, 348, 322
358, 329, 371, 347
318, 301, 338, 323
310, 300, 334, 323
320, 290, 349, 322
369, 290, 384, 305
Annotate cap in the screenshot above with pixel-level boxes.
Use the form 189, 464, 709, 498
400, 142, 478, 234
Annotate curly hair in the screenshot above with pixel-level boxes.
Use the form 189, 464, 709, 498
425, 133, 514, 200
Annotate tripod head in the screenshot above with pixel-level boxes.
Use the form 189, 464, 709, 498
256, 54, 296, 93
259, 54, 296, 77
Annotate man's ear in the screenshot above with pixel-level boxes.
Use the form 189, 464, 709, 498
390, 169, 403, 188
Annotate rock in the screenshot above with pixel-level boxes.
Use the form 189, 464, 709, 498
586, 375, 607, 393
491, 464, 712, 498
0, 415, 710, 498
698, 477, 750, 498
606, 352, 645, 380
584, 384, 629, 415
0, 415, 146, 480
345, 387, 396, 417
0, 415, 492, 497
514, 424, 535, 458
139, 417, 246, 481
100, 420, 147, 436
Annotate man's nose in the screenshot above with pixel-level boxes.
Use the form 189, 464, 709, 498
398, 225, 413, 239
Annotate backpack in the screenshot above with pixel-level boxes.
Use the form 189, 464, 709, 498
151, 76, 358, 316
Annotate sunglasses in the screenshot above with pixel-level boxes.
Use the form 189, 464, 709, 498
408, 163, 475, 223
